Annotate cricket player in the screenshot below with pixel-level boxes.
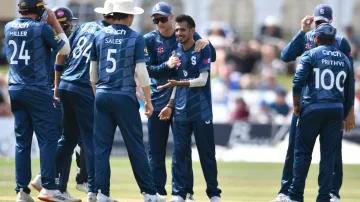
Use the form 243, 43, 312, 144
5, 0, 71, 201
144, 2, 216, 200
272, 4, 354, 202
51, 1, 115, 201
29, 6, 84, 202
90, 0, 159, 201
158, 14, 221, 202
288, 23, 354, 202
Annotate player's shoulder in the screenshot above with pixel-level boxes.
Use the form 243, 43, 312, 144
129, 28, 141, 37
305, 30, 315, 39
335, 34, 347, 43
299, 49, 313, 62
144, 30, 158, 39
5, 19, 18, 27
308, 46, 326, 57
80, 21, 102, 31
143, 30, 159, 44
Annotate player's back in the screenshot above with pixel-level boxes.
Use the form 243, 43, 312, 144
301, 45, 351, 105
62, 21, 110, 85
305, 30, 351, 59
5, 18, 63, 87
174, 44, 212, 121
281, 29, 352, 64
92, 24, 143, 97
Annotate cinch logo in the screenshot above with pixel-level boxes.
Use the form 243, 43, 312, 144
11, 22, 29, 29
322, 50, 342, 57
104, 29, 126, 35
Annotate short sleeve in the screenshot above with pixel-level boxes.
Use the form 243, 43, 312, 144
41, 24, 65, 53
144, 33, 156, 65
199, 45, 211, 73
90, 36, 98, 61
134, 36, 149, 64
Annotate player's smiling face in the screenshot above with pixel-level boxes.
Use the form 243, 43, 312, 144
175, 22, 193, 44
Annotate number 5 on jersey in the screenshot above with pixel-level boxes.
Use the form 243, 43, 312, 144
106, 49, 117, 73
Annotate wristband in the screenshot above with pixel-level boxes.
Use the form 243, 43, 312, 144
166, 105, 173, 109
54, 64, 64, 72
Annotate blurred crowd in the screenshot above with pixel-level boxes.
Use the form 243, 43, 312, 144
1, 15, 360, 124
206, 16, 360, 124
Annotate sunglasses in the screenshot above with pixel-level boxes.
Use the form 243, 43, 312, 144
152, 16, 168, 24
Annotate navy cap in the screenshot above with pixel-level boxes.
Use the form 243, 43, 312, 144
151, 2, 172, 17
313, 4, 333, 22
18, 0, 44, 9
314, 23, 337, 40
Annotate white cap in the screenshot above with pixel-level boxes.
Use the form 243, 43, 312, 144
94, 0, 144, 15
264, 15, 280, 26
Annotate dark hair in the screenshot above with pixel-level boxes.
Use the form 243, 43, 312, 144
315, 20, 328, 28
316, 36, 336, 45
103, 14, 113, 19
175, 14, 196, 29
112, 13, 130, 20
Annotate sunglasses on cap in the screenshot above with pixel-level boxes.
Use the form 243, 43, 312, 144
152, 16, 168, 24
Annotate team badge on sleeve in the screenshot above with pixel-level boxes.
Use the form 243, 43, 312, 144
203, 58, 211, 64
144, 47, 148, 56
54, 35, 61, 43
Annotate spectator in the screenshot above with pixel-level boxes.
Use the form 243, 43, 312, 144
258, 15, 283, 41
1, 38, 7, 65
227, 41, 258, 74
211, 48, 231, 80
354, 83, 360, 123
345, 25, 360, 61
207, 28, 229, 49
268, 89, 290, 117
257, 71, 285, 92
0, 73, 11, 116
256, 43, 286, 75
230, 97, 250, 121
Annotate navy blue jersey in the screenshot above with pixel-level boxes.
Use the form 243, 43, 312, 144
293, 46, 354, 118
173, 44, 212, 121
91, 24, 148, 100
5, 17, 65, 87
281, 29, 354, 107
281, 30, 353, 64
62, 21, 110, 85
144, 31, 216, 111
49, 50, 57, 89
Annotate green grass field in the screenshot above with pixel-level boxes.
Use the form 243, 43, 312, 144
0, 65, 8, 75
0, 158, 359, 202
